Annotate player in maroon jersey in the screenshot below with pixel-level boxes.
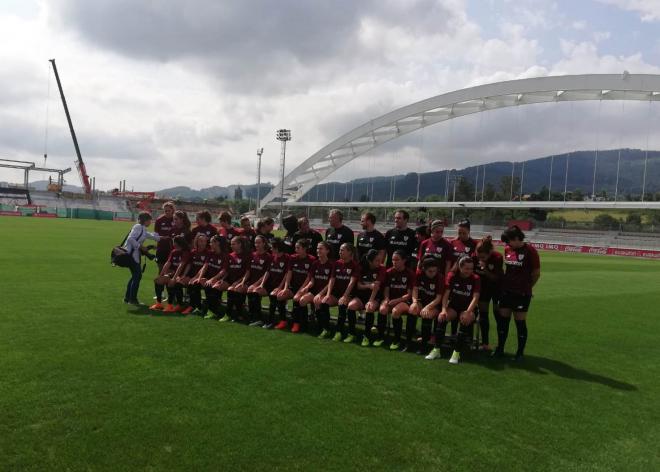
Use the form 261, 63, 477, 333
154, 201, 176, 267
323, 243, 360, 343
410, 257, 443, 354
493, 226, 541, 360
474, 235, 504, 350
171, 210, 193, 245
218, 211, 241, 243
298, 241, 334, 337
191, 210, 218, 241
220, 236, 252, 323
193, 235, 228, 319
154, 236, 191, 313
449, 219, 477, 264
350, 249, 385, 347
258, 238, 289, 329
181, 233, 210, 315
425, 255, 480, 364
239, 216, 257, 247
377, 250, 414, 350
417, 220, 453, 275
275, 239, 315, 333
245, 235, 273, 326
151, 202, 175, 307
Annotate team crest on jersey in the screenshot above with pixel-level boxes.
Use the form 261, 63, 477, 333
488, 264, 494, 270
369, 237, 374, 242
347, 269, 352, 274
467, 285, 472, 291
201, 256, 205, 260
305, 264, 309, 269
325, 269, 330, 274
279, 262, 284, 267
519, 254, 525, 260
237, 258, 241, 263
259, 259, 264, 264
338, 234, 342, 239
404, 236, 409, 241
430, 284, 435, 289
464, 247, 470, 253
402, 277, 407, 283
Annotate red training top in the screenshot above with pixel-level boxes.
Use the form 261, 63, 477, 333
450, 237, 477, 263
267, 253, 289, 290
310, 259, 334, 294
384, 267, 415, 300
247, 251, 272, 285
331, 259, 360, 297
166, 248, 190, 274
205, 251, 228, 278
287, 254, 315, 290
445, 271, 480, 311
191, 224, 218, 241
502, 243, 540, 296
418, 237, 454, 273
188, 248, 209, 277
154, 214, 174, 255
415, 268, 443, 305
475, 251, 504, 295
226, 251, 250, 284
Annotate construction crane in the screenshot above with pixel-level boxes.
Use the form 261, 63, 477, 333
49, 59, 92, 195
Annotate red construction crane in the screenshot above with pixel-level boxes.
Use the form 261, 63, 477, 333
49, 59, 92, 195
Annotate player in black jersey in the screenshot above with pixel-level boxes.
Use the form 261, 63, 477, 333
384, 209, 417, 266
324, 209, 354, 260
356, 212, 386, 261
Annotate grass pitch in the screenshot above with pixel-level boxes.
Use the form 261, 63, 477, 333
1, 217, 659, 471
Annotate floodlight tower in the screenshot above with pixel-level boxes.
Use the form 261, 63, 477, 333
276, 129, 291, 224
255, 147, 264, 218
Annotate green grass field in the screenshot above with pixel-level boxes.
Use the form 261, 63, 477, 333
1, 217, 659, 471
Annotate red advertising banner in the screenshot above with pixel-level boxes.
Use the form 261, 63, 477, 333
32, 213, 57, 218
0, 211, 21, 216
113, 217, 133, 222
528, 242, 660, 259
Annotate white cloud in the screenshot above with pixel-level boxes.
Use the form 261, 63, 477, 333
0, 0, 659, 195
597, 0, 660, 22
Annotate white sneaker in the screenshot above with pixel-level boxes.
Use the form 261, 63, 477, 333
449, 351, 461, 365
249, 320, 264, 327
425, 348, 442, 360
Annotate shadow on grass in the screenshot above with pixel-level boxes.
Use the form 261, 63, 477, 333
473, 353, 637, 391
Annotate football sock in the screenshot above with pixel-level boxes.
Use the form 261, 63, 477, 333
515, 319, 528, 355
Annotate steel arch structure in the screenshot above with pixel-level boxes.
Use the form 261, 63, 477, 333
260, 73, 660, 207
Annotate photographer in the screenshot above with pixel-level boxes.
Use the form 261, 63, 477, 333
123, 212, 160, 305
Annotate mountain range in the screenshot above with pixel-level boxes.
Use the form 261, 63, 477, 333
9, 149, 658, 201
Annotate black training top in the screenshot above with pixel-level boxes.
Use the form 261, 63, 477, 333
324, 225, 355, 260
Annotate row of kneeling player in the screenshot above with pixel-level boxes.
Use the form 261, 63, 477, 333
148, 225, 540, 364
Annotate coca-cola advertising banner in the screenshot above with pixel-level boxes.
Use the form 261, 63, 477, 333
528, 242, 660, 259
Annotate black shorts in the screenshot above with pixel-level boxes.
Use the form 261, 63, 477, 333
499, 291, 532, 312
479, 290, 500, 305
448, 302, 470, 314
355, 290, 379, 306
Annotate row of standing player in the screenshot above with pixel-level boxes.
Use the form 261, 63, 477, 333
143, 203, 541, 363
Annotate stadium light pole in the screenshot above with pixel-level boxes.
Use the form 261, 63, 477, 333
255, 148, 264, 218
276, 129, 291, 225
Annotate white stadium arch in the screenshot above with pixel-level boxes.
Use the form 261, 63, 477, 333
260, 73, 660, 209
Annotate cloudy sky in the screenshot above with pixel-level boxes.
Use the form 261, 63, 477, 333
1, 0, 660, 191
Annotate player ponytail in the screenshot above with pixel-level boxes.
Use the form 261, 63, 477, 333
501, 225, 525, 244
174, 210, 191, 231
476, 235, 494, 254
360, 249, 379, 273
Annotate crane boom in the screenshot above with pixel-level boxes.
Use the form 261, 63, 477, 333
49, 59, 92, 194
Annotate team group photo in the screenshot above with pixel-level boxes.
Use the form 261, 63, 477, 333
2, 1, 660, 470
